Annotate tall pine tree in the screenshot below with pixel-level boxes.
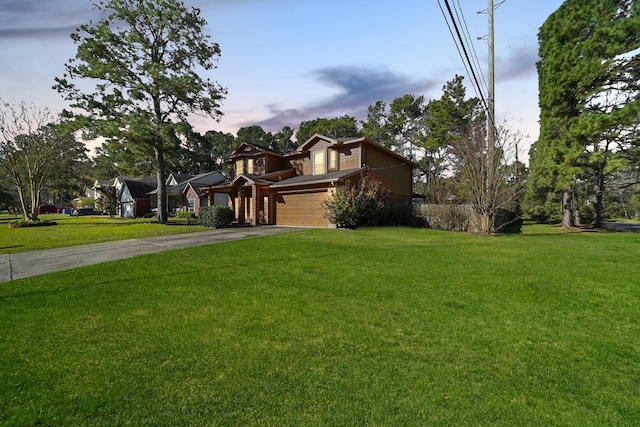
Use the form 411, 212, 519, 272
526, 0, 640, 226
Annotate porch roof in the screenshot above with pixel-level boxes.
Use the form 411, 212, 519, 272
270, 168, 363, 188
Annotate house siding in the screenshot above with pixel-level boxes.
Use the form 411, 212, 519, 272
364, 145, 413, 198
339, 145, 361, 170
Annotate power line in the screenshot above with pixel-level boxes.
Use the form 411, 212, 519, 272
437, 0, 489, 113
454, 0, 488, 96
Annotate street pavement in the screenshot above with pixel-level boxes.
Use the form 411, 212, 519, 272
0, 226, 302, 283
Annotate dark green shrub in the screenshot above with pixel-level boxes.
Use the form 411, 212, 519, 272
176, 211, 197, 219
199, 205, 234, 228
323, 173, 390, 229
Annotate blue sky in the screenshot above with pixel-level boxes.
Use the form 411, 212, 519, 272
0, 0, 564, 158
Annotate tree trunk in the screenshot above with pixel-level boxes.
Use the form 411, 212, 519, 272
15, 183, 30, 222
562, 190, 574, 228
593, 166, 605, 228
573, 191, 581, 226
155, 146, 168, 223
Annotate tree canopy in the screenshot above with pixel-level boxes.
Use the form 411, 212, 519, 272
525, 0, 640, 226
0, 99, 88, 221
55, 0, 226, 222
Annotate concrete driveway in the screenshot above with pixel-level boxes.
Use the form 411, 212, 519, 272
0, 226, 302, 283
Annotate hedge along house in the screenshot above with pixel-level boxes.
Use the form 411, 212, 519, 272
204, 134, 415, 227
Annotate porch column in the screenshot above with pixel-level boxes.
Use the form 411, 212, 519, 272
237, 187, 244, 223
252, 184, 260, 225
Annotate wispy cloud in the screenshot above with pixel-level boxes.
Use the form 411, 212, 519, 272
496, 44, 539, 81
252, 66, 436, 131
0, 0, 100, 39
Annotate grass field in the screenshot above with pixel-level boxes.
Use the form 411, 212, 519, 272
0, 213, 206, 254
1, 224, 639, 425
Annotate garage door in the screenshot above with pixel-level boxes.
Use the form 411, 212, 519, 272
276, 191, 330, 227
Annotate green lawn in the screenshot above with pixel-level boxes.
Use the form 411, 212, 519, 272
0, 213, 206, 254
1, 224, 639, 425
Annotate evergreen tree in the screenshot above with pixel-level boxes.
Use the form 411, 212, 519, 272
55, 0, 226, 223
525, 0, 640, 226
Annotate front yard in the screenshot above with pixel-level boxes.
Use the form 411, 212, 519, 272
1, 224, 639, 424
0, 213, 207, 254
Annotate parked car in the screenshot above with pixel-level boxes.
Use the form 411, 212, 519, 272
38, 205, 58, 214
71, 207, 100, 216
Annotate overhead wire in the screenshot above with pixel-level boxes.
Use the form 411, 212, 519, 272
453, 0, 489, 97
437, 0, 489, 113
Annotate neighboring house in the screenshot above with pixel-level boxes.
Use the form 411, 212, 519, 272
181, 171, 228, 215
119, 177, 157, 218
147, 171, 228, 215
204, 134, 415, 227
91, 179, 115, 204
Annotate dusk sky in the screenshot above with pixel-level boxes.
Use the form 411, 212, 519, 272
0, 0, 564, 159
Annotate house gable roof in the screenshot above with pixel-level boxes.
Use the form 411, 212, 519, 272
294, 133, 416, 167
296, 133, 366, 153
121, 179, 156, 199
229, 142, 282, 158
181, 171, 228, 196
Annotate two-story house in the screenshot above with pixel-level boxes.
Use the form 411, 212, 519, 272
204, 133, 415, 227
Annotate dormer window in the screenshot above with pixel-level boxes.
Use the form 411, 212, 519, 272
247, 158, 254, 174
312, 150, 326, 175
328, 149, 338, 171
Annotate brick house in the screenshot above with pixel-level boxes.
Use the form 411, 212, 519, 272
204, 134, 415, 227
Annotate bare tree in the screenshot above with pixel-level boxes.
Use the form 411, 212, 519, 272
0, 99, 66, 221
451, 123, 523, 234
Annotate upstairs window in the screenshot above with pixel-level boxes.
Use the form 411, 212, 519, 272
235, 159, 243, 175
328, 149, 338, 171
247, 158, 254, 174
313, 150, 325, 175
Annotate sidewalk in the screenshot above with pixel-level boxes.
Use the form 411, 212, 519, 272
0, 226, 302, 283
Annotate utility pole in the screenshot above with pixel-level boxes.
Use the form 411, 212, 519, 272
487, 0, 495, 151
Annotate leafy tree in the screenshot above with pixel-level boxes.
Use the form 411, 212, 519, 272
95, 185, 118, 217
55, 0, 226, 223
296, 116, 360, 143
236, 125, 274, 148
526, 0, 640, 227
323, 173, 389, 229
0, 99, 85, 221
181, 129, 235, 174
272, 126, 297, 152
386, 94, 427, 160
422, 76, 483, 203
361, 100, 393, 148
0, 178, 18, 214
451, 122, 522, 234
43, 133, 92, 206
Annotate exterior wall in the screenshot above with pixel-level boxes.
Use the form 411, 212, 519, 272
136, 199, 151, 217
185, 186, 199, 214
364, 145, 413, 197
275, 189, 331, 227
338, 145, 361, 170
121, 201, 134, 218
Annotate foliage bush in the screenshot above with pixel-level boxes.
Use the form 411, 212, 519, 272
95, 186, 118, 216
418, 203, 472, 232
323, 174, 390, 229
199, 205, 234, 228
176, 211, 197, 219
71, 197, 96, 209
